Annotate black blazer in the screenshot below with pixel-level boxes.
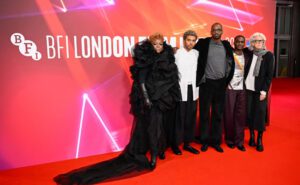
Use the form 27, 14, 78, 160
194, 37, 235, 86
242, 47, 252, 67
244, 51, 274, 93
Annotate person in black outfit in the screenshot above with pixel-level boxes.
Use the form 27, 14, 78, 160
244, 32, 274, 152
194, 23, 235, 153
53, 33, 181, 185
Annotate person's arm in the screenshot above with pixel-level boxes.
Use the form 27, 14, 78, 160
194, 39, 204, 86
193, 39, 202, 51
224, 41, 235, 85
138, 67, 148, 84
260, 52, 275, 101
138, 68, 152, 108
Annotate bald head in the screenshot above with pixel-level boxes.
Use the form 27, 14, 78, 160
211, 23, 222, 30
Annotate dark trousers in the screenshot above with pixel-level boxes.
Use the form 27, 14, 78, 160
223, 89, 246, 146
163, 106, 177, 148
246, 90, 267, 132
199, 78, 226, 145
174, 85, 197, 146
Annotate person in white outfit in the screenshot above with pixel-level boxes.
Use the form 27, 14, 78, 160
172, 30, 200, 155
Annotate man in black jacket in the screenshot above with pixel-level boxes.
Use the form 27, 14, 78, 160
194, 23, 235, 153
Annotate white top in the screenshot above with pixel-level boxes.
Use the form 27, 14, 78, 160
245, 54, 258, 91
230, 53, 245, 90
175, 48, 199, 101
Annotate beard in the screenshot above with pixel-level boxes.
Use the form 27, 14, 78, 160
212, 34, 221, 39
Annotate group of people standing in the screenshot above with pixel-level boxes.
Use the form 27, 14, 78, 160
164, 23, 274, 157
54, 22, 274, 185
172, 23, 274, 155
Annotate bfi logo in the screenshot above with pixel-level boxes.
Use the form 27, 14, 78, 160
10, 33, 42, 61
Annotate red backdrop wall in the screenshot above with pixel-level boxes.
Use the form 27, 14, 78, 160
0, 0, 275, 170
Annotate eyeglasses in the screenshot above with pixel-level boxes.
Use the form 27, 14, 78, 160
254, 40, 265, 43
212, 29, 222, 32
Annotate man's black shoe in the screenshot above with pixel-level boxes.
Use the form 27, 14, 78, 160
237, 145, 246, 151
201, 144, 209, 152
183, 145, 200, 154
172, 146, 182, 155
212, 145, 224, 153
227, 143, 235, 149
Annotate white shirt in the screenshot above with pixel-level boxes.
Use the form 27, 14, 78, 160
245, 55, 258, 91
230, 53, 245, 90
175, 48, 199, 101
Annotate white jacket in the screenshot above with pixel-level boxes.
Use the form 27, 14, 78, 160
175, 48, 199, 101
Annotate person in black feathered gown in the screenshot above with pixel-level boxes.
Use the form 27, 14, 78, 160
53, 33, 181, 185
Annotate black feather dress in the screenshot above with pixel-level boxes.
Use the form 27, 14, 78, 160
53, 40, 181, 185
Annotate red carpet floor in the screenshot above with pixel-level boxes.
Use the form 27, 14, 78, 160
1, 78, 300, 185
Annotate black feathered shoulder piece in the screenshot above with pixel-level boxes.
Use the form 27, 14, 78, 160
130, 40, 176, 80
132, 39, 156, 68
162, 41, 175, 63
132, 40, 175, 67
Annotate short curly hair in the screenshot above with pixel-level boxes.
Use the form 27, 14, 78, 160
234, 35, 245, 42
149, 32, 164, 43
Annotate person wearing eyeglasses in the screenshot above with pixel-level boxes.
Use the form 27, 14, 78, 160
244, 32, 274, 152
194, 23, 235, 153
